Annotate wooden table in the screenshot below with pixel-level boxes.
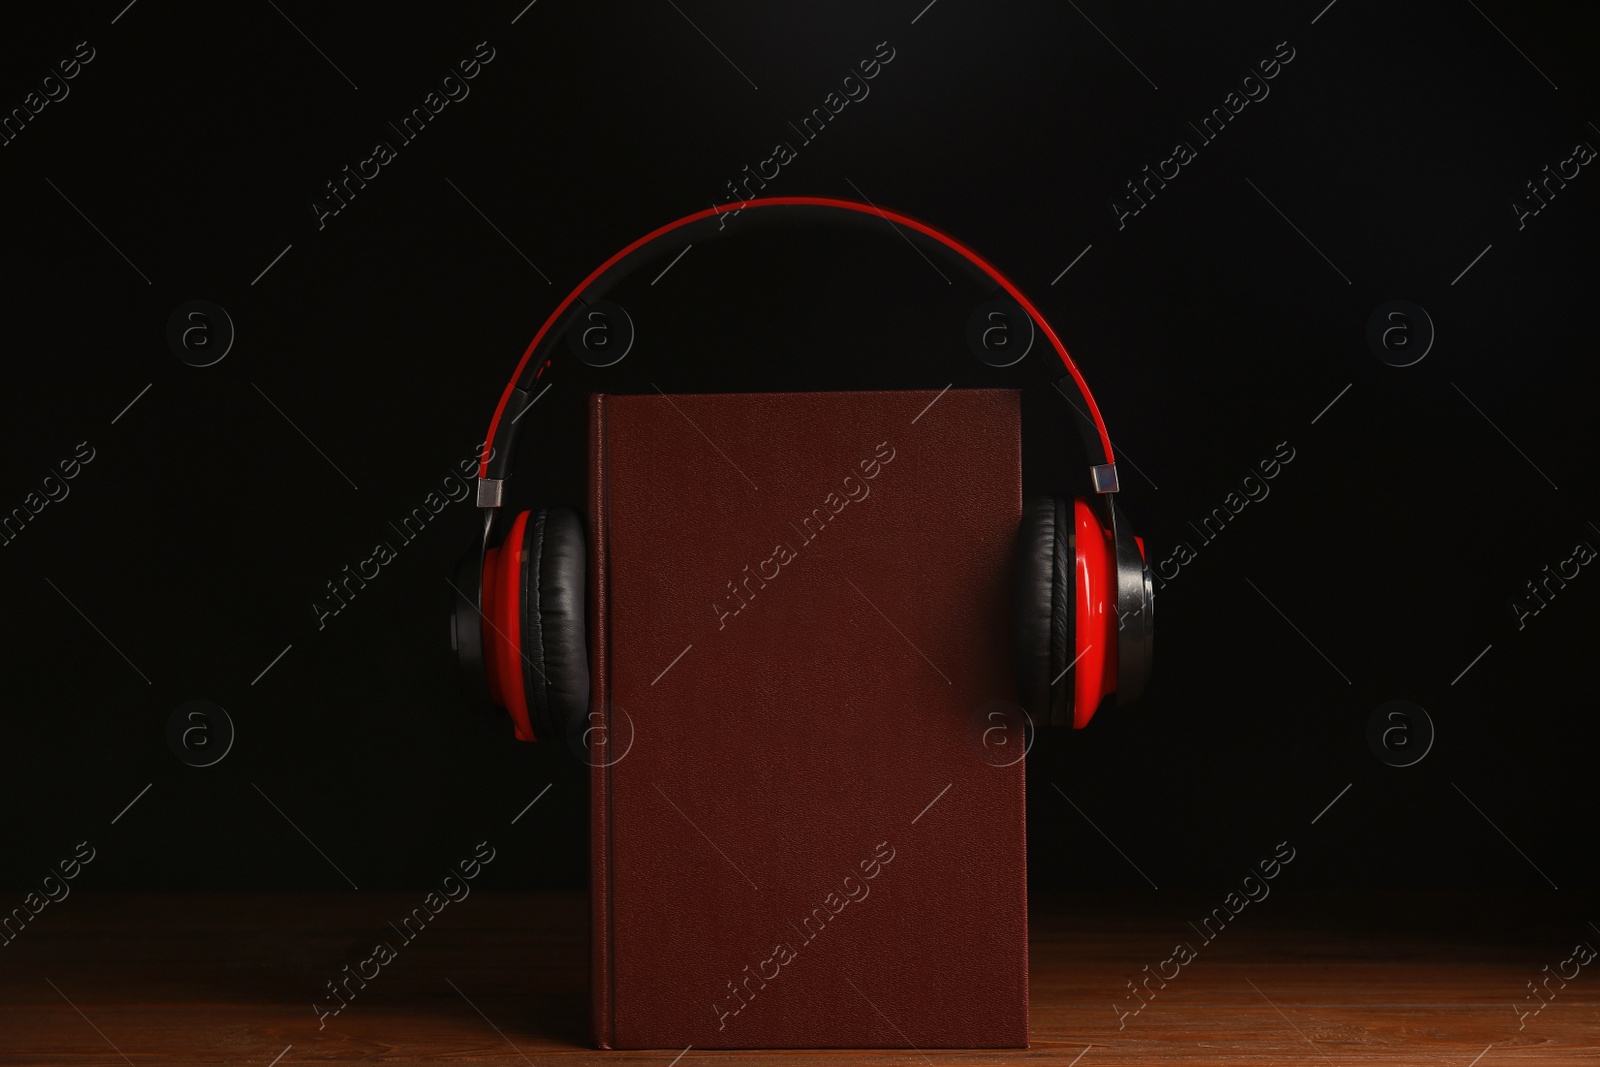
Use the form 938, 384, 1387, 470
2, 892, 1596, 1064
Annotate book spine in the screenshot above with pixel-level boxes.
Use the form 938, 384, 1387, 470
589, 393, 614, 1049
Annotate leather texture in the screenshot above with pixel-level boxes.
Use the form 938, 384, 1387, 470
521, 506, 590, 741
1012, 496, 1076, 728
1050, 497, 1073, 727
589, 388, 1027, 1049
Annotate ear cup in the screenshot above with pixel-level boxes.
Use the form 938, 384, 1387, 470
451, 547, 493, 713
1013, 497, 1074, 727
520, 507, 591, 742
1070, 496, 1119, 728
1108, 496, 1154, 704
482, 511, 534, 740
1015, 496, 1142, 730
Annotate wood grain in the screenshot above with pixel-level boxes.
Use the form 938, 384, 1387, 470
1, 891, 1595, 1064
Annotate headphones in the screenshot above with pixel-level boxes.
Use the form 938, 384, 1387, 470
451, 196, 1153, 743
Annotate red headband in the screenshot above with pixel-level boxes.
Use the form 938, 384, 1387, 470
478, 195, 1116, 488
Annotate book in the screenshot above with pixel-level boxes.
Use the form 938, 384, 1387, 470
587, 387, 1027, 1049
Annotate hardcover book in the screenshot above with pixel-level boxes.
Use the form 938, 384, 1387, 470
586, 387, 1027, 1049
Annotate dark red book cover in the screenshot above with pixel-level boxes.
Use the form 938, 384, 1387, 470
587, 388, 1027, 1049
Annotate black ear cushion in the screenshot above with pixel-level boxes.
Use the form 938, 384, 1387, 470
1014, 497, 1074, 727
1048, 497, 1072, 727
521, 507, 591, 741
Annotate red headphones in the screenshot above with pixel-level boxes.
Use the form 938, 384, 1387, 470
451, 196, 1153, 742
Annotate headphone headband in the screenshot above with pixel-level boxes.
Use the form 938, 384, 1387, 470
475, 195, 1120, 501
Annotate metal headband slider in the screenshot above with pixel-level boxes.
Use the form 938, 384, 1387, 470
1091, 463, 1120, 494
476, 478, 505, 507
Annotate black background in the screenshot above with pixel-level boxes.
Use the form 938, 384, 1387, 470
1, 0, 1596, 901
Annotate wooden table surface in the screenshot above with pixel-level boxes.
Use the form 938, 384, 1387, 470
2, 892, 1596, 1065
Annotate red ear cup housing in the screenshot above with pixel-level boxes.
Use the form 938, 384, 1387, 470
1013, 496, 1153, 729
1071, 496, 1119, 727
484, 511, 534, 740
